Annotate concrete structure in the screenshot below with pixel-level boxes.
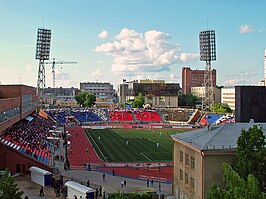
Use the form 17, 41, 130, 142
235, 86, 266, 122
182, 67, 216, 95
221, 87, 235, 110
80, 82, 116, 108
171, 123, 266, 199
43, 87, 79, 107
190, 86, 221, 107
0, 85, 38, 132
118, 79, 180, 108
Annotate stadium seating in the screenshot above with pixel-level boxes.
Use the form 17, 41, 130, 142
135, 110, 161, 122
108, 110, 134, 122
0, 113, 53, 165
46, 108, 104, 124
199, 114, 224, 125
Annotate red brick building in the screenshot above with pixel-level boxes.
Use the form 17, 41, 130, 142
0, 85, 52, 174
182, 67, 216, 95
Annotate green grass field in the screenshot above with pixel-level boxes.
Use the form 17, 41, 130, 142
85, 128, 187, 162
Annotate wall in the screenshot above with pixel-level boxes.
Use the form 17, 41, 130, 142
203, 151, 235, 197
0, 143, 52, 175
235, 86, 266, 122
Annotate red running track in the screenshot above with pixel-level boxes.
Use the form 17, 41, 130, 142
66, 126, 173, 182
67, 126, 104, 167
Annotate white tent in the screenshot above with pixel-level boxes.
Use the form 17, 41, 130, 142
65, 181, 95, 199
29, 166, 52, 186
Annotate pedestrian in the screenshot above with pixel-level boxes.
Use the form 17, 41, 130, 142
24, 195, 29, 199
151, 179, 154, 187
87, 179, 90, 187
99, 186, 102, 196
146, 179, 149, 187
121, 179, 124, 187
156, 142, 159, 148
103, 173, 105, 181
74, 195, 77, 199
56, 188, 60, 197
124, 180, 127, 187
95, 188, 99, 199
112, 169, 115, 176
39, 187, 44, 197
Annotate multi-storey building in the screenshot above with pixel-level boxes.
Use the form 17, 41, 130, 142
43, 87, 79, 107
235, 86, 266, 122
171, 123, 266, 199
182, 67, 216, 95
190, 86, 221, 107
221, 87, 235, 110
80, 82, 116, 108
118, 79, 180, 108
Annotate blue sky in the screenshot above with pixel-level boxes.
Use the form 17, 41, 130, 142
1, 0, 266, 89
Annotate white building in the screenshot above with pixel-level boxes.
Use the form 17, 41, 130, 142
221, 87, 235, 110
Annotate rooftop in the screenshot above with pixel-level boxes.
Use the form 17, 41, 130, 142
171, 123, 266, 151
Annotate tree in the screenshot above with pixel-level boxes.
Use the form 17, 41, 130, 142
133, 92, 145, 108
235, 125, 266, 191
74, 91, 96, 107
206, 163, 265, 199
178, 94, 197, 107
0, 170, 24, 199
213, 103, 233, 114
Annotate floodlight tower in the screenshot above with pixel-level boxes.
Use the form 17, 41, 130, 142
35, 28, 52, 100
199, 30, 216, 112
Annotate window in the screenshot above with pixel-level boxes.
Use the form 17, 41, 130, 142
180, 169, 183, 182
190, 177, 195, 191
185, 153, 189, 167
180, 151, 184, 164
185, 173, 189, 186
191, 156, 195, 169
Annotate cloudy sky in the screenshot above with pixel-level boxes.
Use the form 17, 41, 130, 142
0, 0, 266, 90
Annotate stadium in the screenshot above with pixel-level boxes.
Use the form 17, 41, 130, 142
0, 84, 234, 182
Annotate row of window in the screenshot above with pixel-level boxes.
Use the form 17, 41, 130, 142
180, 151, 195, 169
180, 169, 195, 191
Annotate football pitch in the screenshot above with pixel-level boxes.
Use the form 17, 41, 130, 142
85, 128, 187, 162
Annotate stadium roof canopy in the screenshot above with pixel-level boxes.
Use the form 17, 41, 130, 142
171, 123, 266, 151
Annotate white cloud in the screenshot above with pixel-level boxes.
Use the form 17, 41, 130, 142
97, 30, 109, 39
239, 24, 254, 34
180, 53, 200, 62
92, 68, 103, 77
169, 73, 179, 83
95, 28, 198, 75
97, 61, 103, 64
25, 64, 33, 72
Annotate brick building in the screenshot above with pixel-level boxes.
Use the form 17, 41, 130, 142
0, 85, 52, 174
182, 67, 216, 95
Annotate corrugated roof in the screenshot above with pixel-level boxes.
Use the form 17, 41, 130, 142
171, 123, 266, 151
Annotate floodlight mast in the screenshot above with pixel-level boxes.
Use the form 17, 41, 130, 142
35, 28, 51, 100
199, 30, 216, 112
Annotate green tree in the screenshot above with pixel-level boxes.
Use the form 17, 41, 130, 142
235, 125, 266, 191
133, 92, 145, 108
74, 91, 96, 107
178, 94, 197, 107
213, 103, 233, 114
206, 163, 264, 199
0, 170, 24, 199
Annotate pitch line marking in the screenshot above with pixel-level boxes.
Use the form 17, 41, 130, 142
140, 152, 152, 162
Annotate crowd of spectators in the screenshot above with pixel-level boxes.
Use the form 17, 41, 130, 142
161, 108, 196, 122
0, 113, 53, 164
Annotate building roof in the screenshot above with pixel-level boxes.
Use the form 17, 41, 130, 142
171, 123, 266, 151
